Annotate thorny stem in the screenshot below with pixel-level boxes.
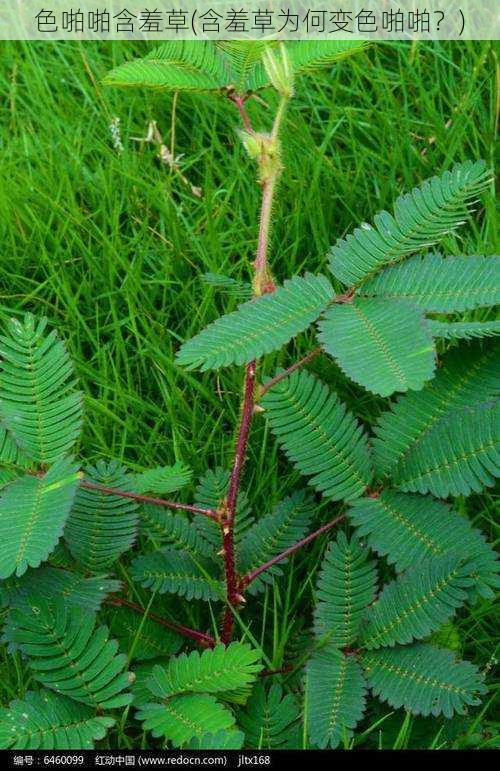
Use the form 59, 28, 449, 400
220, 95, 289, 643
220, 361, 256, 643
81, 480, 218, 520
240, 514, 346, 589
106, 596, 216, 648
259, 347, 323, 397
226, 360, 257, 520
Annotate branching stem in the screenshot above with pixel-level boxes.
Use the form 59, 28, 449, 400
220, 94, 288, 643
228, 92, 253, 133
81, 480, 218, 520
259, 347, 323, 397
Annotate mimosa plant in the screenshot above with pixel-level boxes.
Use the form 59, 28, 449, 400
0, 41, 498, 750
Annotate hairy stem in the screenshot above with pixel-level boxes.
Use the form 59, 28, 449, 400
220, 355, 257, 644
240, 514, 346, 588
253, 175, 277, 293
220, 97, 289, 643
106, 596, 216, 648
81, 480, 218, 520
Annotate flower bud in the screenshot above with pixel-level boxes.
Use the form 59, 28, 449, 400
263, 45, 294, 98
237, 129, 265, 160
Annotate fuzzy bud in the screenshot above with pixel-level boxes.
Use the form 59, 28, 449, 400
237, 129, 263, 160
237, 130, 276, 161
263, 45, 294, 98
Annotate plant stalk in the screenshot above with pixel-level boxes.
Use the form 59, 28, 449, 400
229, 92, 253, 133
226, 359, 257, 519
81, 480, 218, 520
259, 347, 322, 397
253, 175, 277, 294
220, 94, 288, 643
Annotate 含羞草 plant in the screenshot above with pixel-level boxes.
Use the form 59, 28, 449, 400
0, 41, 499, 751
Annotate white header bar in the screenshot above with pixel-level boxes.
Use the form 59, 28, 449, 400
1, 1, 499, 40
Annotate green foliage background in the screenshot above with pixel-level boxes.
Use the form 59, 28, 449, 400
0, 40, 497, 748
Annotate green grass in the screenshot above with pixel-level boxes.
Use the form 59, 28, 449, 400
0, 40, 498, 749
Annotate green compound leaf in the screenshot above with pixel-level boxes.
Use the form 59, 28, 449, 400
215, 40, 271, 92
261, 369, 372, 502
238, 683, 301, 749
140, 505, 212, 557
328, 160, 492, 286
1, 567, 120, 613
287, 40, 368, 74
359, 253, 500, 312
427, 319, 500, 341
4, 596, 132, 709
146, 643, 262, 699
372, 343, 499, 479
0, 457, 80, 579
104, 40, 366, 97
0, 690, 115, 750
103, 41, 230, 92
187, 729, 245, 750
314, 533, 377, 646
64, 460, 139, 573
361, 554, 473, 650
137, 694, 235, 748
306, 644, 367, 749
130, 547, 220, 602
176, 273, 333, 371
318, 298, 436, 397
0, 314, 83, 464
392, 401, 500, 497
360, 643, 486, 718
238, 490, 315, 594
134, 462, 192, 494
348, 491, 499, 600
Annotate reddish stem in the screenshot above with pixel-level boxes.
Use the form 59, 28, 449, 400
220, 93, 279, 643
226, 361, 257, 520
221, 360, 257, 644
228, 92, 253, 133
259, 347, 322, 397
107, 596, 216, 648
220, 514, 238, 644
221, 604, 235, 646
81, 480, 218, 520
240, 514, 346, 588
